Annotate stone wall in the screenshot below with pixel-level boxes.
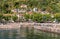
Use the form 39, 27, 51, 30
20, 23, 60, 34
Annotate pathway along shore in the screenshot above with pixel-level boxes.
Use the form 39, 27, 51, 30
0, 22, 60, 34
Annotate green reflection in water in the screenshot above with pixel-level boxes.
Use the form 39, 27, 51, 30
0, 27, 60, 39
26, 27, 60, 39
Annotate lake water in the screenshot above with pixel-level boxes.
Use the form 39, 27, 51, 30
0, 26, 60, 39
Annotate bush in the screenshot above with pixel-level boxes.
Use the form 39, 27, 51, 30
54, 13, 60, 22
42, 14, 52, 22
0, 14, 3, 19
24, 13, 60, 23
24, 13, 30, 21
3, 16, 11, 21
12, 15, 18, 22
0, 14, 3, 22
31, 13, 43, 22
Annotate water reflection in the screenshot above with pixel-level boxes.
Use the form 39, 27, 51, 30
0, 26, 60, 39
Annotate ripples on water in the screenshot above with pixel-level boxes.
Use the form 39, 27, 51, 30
0, 29, 26, 39
0, 27, 60, 39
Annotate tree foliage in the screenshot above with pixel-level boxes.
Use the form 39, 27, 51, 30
0, 0, 60, 13
12, 15, 18, 22
54, 13, 60, 22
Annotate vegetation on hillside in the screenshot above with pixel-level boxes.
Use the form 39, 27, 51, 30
0, 0, 60, 13
24, 13, 60, 23
0, 0, 60, 23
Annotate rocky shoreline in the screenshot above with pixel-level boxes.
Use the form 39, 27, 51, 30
20, 23, 60, 34
0, 22, 60, 34
0, 23, 20, 30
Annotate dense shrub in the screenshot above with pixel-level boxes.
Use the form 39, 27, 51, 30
54, 13, 60, 22
0, 14, 3, 19
42, 14, 52, 22
12, 15, 18, 22
24, 13, 30, 21
31, 13, 43, 22
3, 16, 11, 21
24, 13, 54, 23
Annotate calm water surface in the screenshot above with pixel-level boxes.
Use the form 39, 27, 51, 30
0, 26, 60, 39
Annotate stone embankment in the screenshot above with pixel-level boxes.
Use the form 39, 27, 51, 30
0, 23, 20, 30
0, 22, 60, 34
20, 23, 60, 34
